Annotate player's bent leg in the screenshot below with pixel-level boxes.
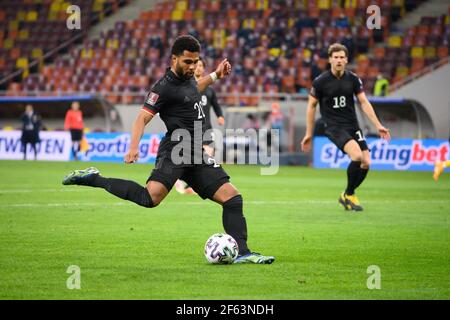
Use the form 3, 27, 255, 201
62, 167, 157, 208
212, 183, 248, 253
211, 182, 240, 204
354, 150, 370, 190
343, 139, 363, 162
361, 150, 371, 169
211, 183, 275, 264
342, 140, 364, 211
146, 180, 169, 207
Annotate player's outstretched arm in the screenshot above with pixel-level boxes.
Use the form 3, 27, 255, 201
124, 109, 154, 163
356, 92, 391, 141
211, 90, 225, 125
197, 59, 231, 93
301, 95, 318, 152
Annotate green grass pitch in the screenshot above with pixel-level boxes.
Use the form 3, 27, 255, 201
0, 160, 449, 299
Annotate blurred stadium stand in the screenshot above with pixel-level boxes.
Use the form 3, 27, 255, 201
3, 0, 449, 100
0, 0, 449, 144
0, 0, 131, 90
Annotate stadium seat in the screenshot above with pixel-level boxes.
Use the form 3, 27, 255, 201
1, 0, 447, 102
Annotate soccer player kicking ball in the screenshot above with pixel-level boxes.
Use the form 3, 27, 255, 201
301, 43, 391, 211
62, 35, 274, 264
175, 56, 225, 195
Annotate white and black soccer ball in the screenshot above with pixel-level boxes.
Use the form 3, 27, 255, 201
204, 233, 239, 264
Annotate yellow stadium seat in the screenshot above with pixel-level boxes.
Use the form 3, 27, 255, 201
393, 0, 405, 5
27, 11, 38, 21
16, 11, 26, 21
16, 57, 28, 68
8, 20, 19, 31
16, 57, 29, 78
171, 10, 184, 21
50, 1, 61, 12
18, 29, 29, 40
194, 10, 204, 20
410, 46, 424, 58
318, 0, 331, 10
424, 46, 436, 58
388, 35, 402, 47
31, 48, 42, 58
81, 48, 93, 58
256, 0, 269, 10
396, 66, 409, 77
213, 30, 226, 49
32, 48, 44, 70
106, 39, 119, 49
243, 18, 255, 29
288, 18, 295, 28
269, 48, 282, 57
93, 2, 103, 11
176, 0, 188, 11
303, 48, 312, 59
344, 0, 357, 8
3, 38, 14, 49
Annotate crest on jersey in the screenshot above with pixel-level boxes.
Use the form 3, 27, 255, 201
146, 92, 159, 106
201, 95, 207, 106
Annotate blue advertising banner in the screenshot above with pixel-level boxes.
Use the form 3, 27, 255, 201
313, 137, 450, 171
79, 132, 163, 163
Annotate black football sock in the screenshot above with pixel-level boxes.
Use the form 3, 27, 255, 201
222, 195, 250, 255
345, 161, 361, 196
90, 175, 154, 208
32, 144, 37, 159
354, 167, 369, 190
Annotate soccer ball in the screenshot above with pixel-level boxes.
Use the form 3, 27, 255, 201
204, 233, 239, 264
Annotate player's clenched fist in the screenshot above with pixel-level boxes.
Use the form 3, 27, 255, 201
215, 59, 232, 79
124, 148, 139, 163
301, 135, 312, 152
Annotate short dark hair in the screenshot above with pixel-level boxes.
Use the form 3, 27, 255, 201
171, 35, 201, 56
328, 43, 348, 57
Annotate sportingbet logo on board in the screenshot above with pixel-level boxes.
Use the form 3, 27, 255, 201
313, 137, 449, 171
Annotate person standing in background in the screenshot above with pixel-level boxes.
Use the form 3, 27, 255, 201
373, 74, 389, 97
64, 101, 84, 161
21, 104, 41, 160
195, 57, 225, 157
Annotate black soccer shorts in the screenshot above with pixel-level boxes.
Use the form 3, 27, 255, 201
70, 129, 83, 142
147, 153, 230, 199
325, 126, 369, 153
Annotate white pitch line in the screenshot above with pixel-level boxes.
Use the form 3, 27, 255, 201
1, 202, 127, 208
0, 189, 86, 193
1, 200, 450, 208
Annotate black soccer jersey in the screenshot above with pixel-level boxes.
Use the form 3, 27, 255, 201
310, 70, 364, 128
199, 86, 223, 131
142, 68, 205, 158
